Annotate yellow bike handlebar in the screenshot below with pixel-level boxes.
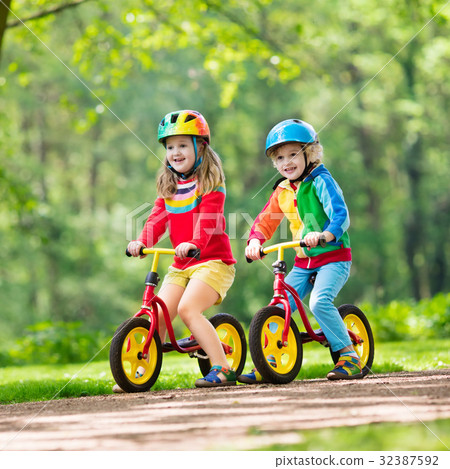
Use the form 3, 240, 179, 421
141, 248, 176, 256
261, 240, 306, 262
248, 236, 326, 263
126, 247, 201, 272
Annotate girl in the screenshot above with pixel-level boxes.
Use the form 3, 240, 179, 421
239, 119, 361, 383
119, 110, 237, 390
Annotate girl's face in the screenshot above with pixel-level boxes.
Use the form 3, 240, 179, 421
165, 135, 197, 174
272, 142, 306, 181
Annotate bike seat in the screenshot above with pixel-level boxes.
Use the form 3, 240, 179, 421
309, 272, 317, 285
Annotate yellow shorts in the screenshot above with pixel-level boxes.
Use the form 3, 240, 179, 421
161, 260, 236, 305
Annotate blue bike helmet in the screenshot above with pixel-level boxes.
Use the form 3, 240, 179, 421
265, 119, 318, 156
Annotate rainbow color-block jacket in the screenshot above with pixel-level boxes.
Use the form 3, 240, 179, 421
138, 178, 236, 269
249, 164, 351, 269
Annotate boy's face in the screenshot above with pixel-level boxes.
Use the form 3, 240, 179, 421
272, 142, 306, 181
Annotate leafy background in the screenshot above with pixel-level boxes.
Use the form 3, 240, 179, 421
0, 0, 449, 365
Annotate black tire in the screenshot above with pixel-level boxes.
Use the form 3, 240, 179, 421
249, 306, 302, 384
330, 304, 375, 377
110, 317, 162, 392
197, 313, 247, 377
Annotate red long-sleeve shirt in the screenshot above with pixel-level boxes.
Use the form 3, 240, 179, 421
137, 178, 236, 269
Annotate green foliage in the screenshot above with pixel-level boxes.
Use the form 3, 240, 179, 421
0, 0, 449, 347
362, 293, 450, 342
1, 321, 113, 367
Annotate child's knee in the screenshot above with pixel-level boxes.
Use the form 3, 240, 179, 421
309, 293, 333, 316
177, 305, 191, 324
177, 303, 199, 327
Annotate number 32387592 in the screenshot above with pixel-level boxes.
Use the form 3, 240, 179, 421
379, 456, 438, 466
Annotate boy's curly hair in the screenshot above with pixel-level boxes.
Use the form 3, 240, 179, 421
268, 142, 324, 166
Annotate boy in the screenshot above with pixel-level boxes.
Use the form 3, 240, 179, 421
240, 119, 361, 383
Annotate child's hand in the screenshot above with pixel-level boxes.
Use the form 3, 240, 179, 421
245, 239, 263, 260
175, 242, 198, 260
127, 240, 147, 258
303, 231, 334, 250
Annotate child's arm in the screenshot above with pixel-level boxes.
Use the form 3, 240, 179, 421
135, 198, 169, 249
313, 174, 350, 243
248, 188, 284, 246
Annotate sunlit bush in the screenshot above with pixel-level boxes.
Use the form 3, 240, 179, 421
361, 293, 450, 342
1, 321, 113, 366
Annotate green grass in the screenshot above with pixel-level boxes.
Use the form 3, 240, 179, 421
0, 339, 448, 404
297, 337, 450, 378
253, 419, 450, 451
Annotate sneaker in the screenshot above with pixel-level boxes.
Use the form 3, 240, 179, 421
237, 368, 266, 384
135, 366, 145, 378
195, 365, 236, 388
237, 355, 276, 384
327, 355, 363, 380
112, 384, 126, 393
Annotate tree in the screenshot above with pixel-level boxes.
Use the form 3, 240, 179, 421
0, 0, 448, 344
0, 1, 93, 62
0, 0, 11, 59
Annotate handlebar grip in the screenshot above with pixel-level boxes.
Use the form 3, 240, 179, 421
246, 246, 266, 263
187, 248, 201, 260
126, 247, 201, 260
246, 236, 327, 263
299, 235, 327, 248
125, 246, 146, 257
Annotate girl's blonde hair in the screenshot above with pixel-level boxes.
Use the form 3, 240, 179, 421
268, 142, 324, 168
156, 138, 225, 198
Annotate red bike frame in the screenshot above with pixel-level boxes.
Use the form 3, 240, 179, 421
259, 241, 363, 347
131, 248, 232, 358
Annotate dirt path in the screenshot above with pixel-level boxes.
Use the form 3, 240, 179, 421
1, 370, 449, 451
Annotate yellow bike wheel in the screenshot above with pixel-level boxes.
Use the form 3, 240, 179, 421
110, 317, 162, 392
331, 304, 375, 376
198, 313, 247, 376
249, 306, 302, 384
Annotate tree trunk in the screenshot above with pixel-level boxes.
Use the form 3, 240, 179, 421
354, 111, 386, 301
37, 109, 49, 202
0, 0, 11, 61
400, 45, 429, 300
90, 124, 101, 213
429, 195, 449, 294
1, 0, 90, 60
348, 63, 386, 301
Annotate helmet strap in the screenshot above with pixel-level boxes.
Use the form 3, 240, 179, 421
289, 150, 314, 184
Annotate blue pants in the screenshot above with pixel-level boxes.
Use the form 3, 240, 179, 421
284, 261, 352, 352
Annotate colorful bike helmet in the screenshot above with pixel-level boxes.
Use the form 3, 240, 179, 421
158, 110, 210, 144
265, 119, 318, 156
158, 110, 210, 179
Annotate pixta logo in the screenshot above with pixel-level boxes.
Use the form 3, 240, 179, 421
125, 203, 153, 241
